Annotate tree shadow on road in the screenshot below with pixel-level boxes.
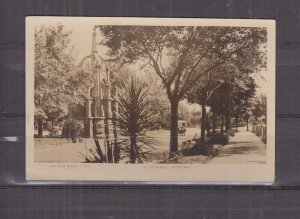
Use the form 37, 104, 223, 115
217, 144, 266, 157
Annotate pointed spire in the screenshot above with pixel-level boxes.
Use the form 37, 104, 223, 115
92, 26, 97, 54
91, 26, 97, 69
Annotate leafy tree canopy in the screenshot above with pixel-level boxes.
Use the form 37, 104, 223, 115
231, 76, 256, 119
99, 25, 267, 100
252, 94, 267, 120
34, 24, 92, 122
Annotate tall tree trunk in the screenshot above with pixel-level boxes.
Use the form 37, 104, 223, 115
201, 104, 206, 140
107, 141, 113, 163
246, 117, 249, 131
170, 100, 179, 156
225, 81, 232, 132
212, 111, 216, 135
225, 113, 231, 131
113, 141, 120, 163
221, 114, 224, 132
235, 116, 238, 130
37, 119, 43, 137
130, 135, 137, 163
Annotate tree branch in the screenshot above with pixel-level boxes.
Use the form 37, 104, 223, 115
180, 39, 249, 96
207, 82, 223, 101
155, 42, 166, 77
139, 41, 168, 88
181, 32, 222, 88
166, 28, 199, 87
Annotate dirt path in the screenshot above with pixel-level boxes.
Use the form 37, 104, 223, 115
34, 128, 201, 163
34, 138, 96, 163
206, 130, 267, 164
34, 128, 266, 164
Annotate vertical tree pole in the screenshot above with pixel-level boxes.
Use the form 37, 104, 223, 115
37, 119, 43, 137
245, 114, 249, 131
104, 67, 113, 163
200, 104, 206, 140
112, 88, 120, 163
221, 114, 224, 132
212, 111, 216, 135
170, 98, 179, 155
130, 135, 137, 163
225, 79, 232, 131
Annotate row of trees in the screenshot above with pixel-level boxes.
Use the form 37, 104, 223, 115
185, 73, 256, 138
99, 25, 267, 156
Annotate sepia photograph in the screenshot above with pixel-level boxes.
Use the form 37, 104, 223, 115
26, 17, 275, 182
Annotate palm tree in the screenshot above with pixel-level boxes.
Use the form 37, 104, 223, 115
118, 76, 156, 163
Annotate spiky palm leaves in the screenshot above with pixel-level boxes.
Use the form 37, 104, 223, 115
118, 76, 156, 163
80, 76, 157, 163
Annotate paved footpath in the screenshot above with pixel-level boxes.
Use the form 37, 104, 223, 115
206, 129, 267, 164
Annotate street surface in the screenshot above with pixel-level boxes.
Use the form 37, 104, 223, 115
146, 127, 201, 149
34, 127, 266, 164
206, 128, 267, 164
34, 128, 201, 163
34, 138, 95, 163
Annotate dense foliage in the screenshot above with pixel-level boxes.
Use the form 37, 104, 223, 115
34, 24, 92, 136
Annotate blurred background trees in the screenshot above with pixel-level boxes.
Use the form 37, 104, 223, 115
251, 94, 267, 123
34, 24, 92, 137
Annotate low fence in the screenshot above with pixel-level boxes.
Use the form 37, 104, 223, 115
252, 124, 267, 143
